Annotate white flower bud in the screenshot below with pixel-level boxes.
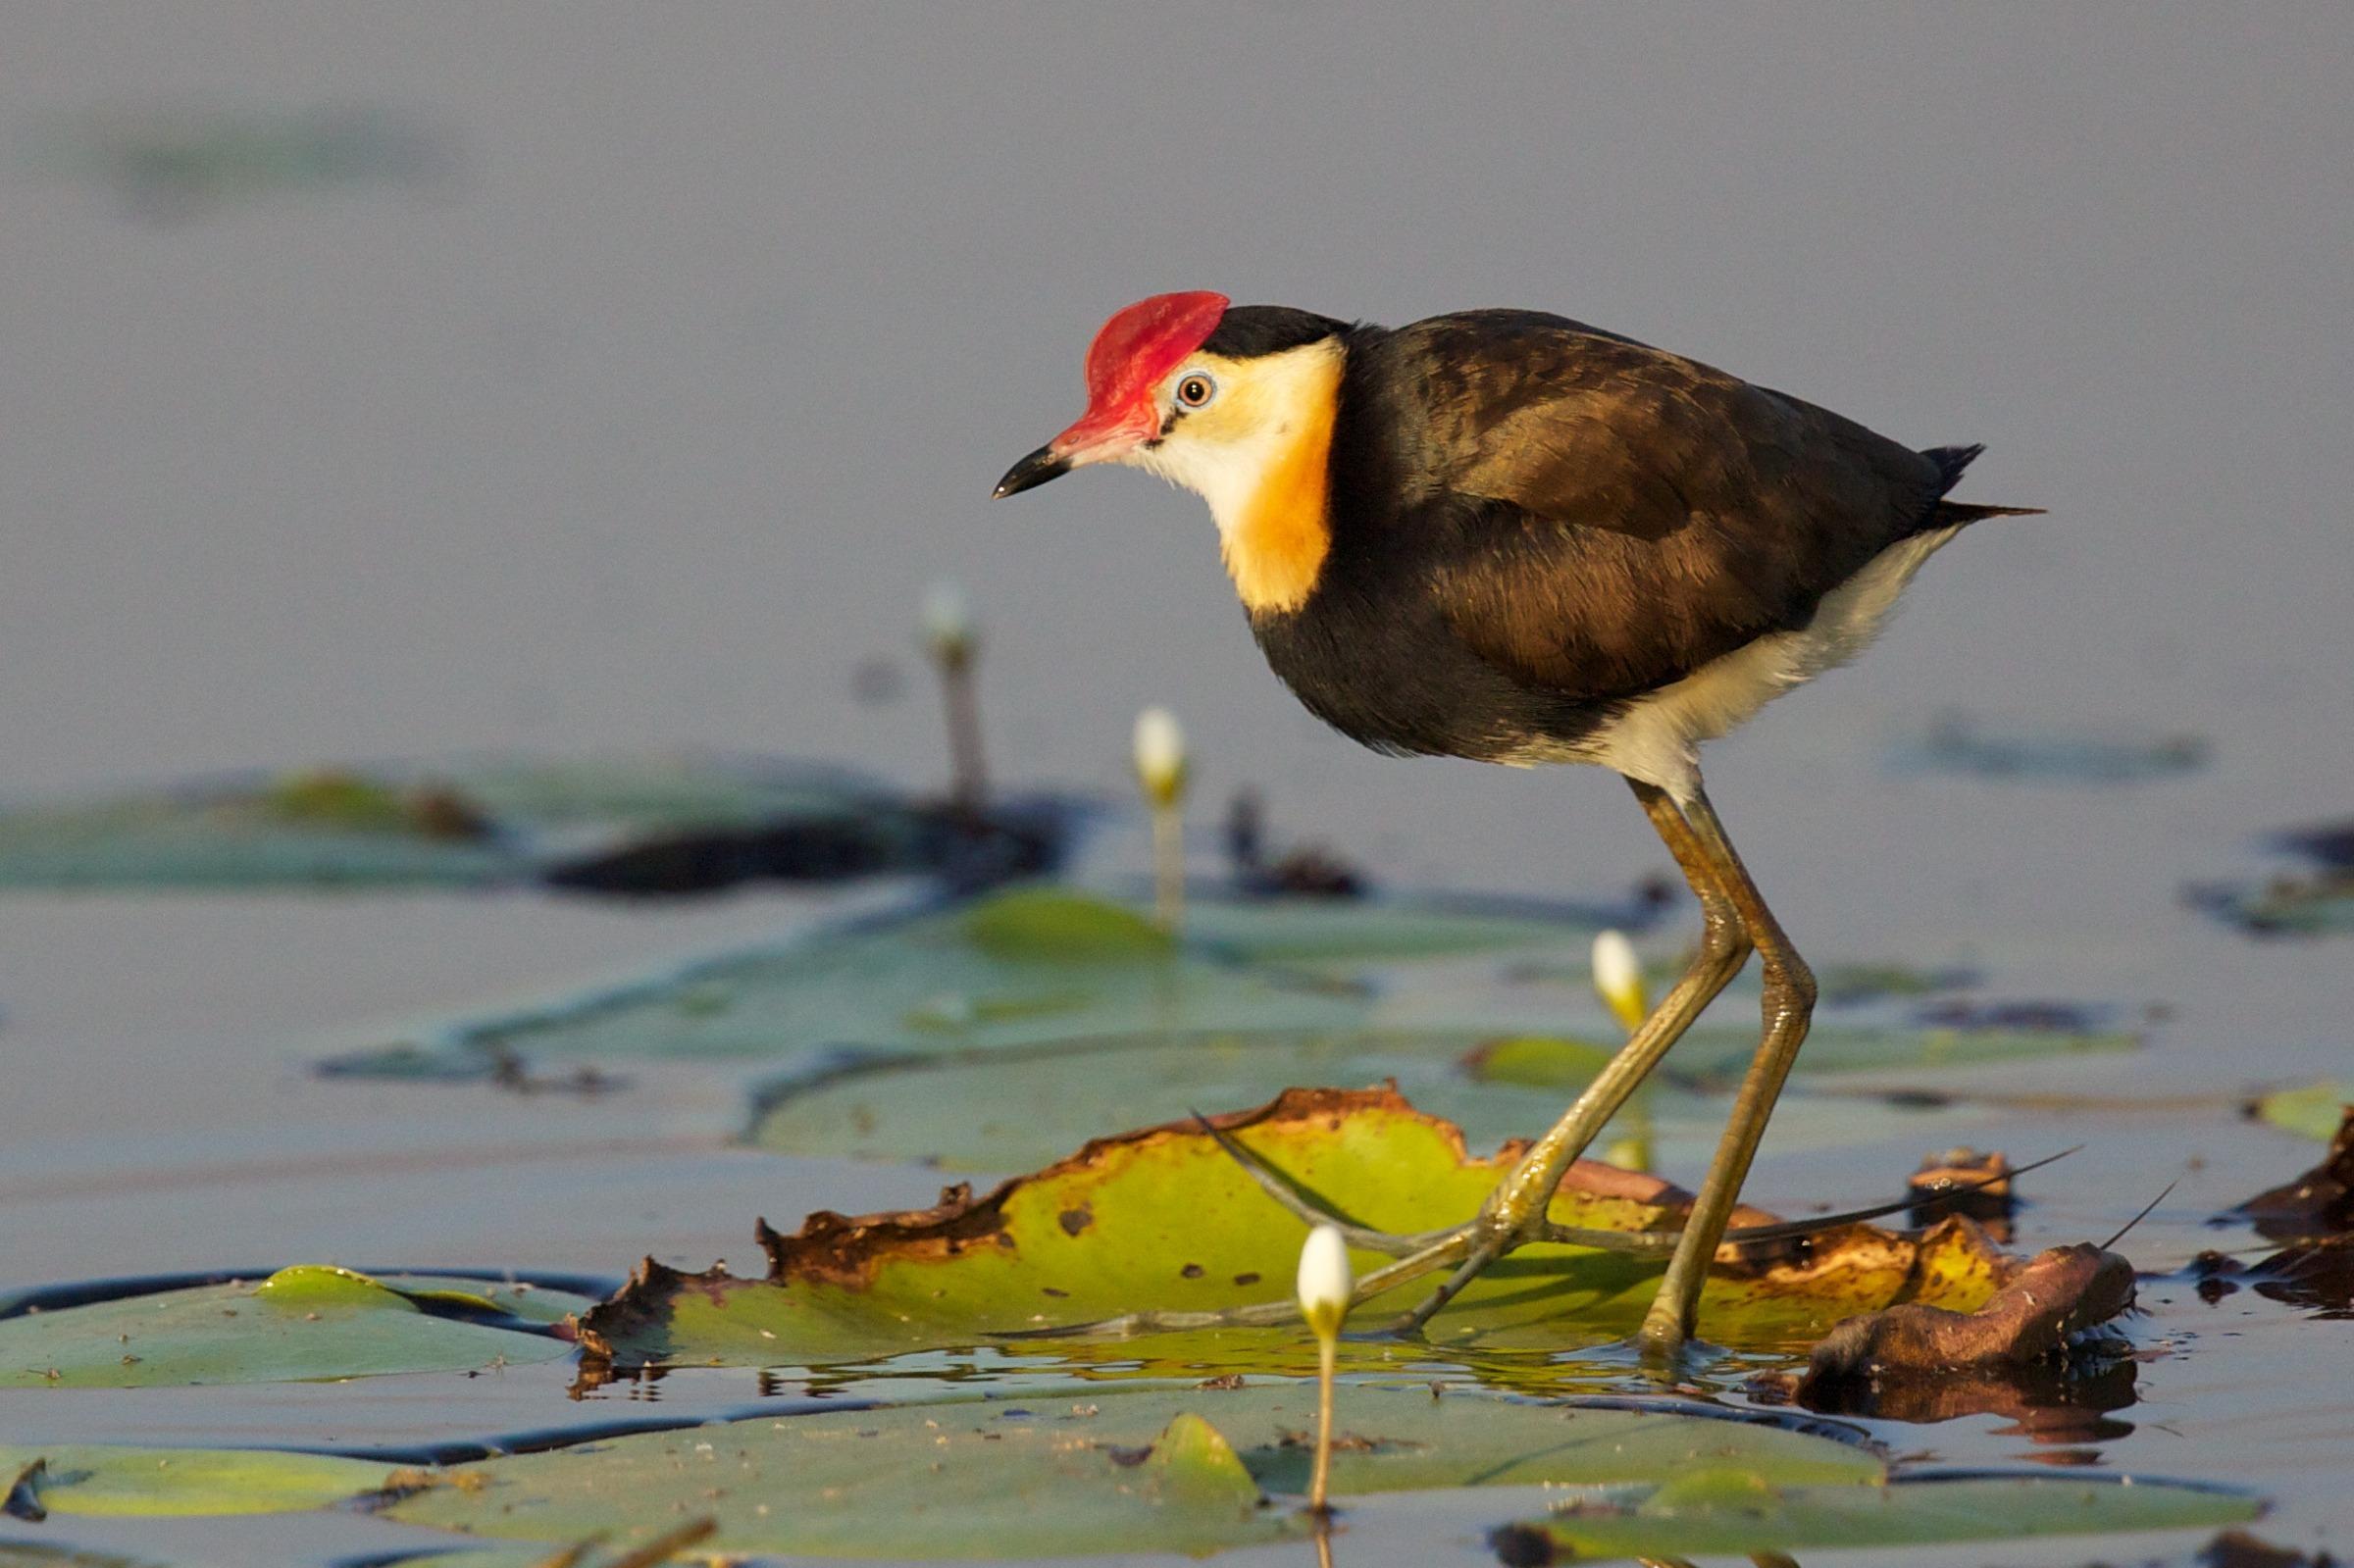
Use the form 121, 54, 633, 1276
1132, 706, 1189, 809
921, 580, 975, 661
1591, 929, 1647, 1034
1295, 1224, 1353, 1341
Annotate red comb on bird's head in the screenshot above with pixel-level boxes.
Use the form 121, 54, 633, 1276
993, 290, 1230, 498
1053, 291, 1229, 453
1082, 291, 1230, 414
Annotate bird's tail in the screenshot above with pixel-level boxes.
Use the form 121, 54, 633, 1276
1921, 442, 2045, 523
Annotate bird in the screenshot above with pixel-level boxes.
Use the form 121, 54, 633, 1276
994, 291, 2039, 1352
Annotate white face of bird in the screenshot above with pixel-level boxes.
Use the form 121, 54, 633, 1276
1125, 340, 1347, 548
991, 291, 1346, 615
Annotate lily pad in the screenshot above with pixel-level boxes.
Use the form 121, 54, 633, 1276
0, 754, 937, 891
0, 1444, 386, 1517
386, 1384, 1878, 1559
1468, 1021, 2139, 1091
0, 1548, 166, 1568
745, 1027, 1926, 1175
2253, 1082, 2354, 1141
1176, 894, 1636, 968
2188, 875, 2354, 937
1892, 711, 2210, 784
0, 1267, 586, 1389
338, 889, 1359, 1078
586, 1087, 2012, 1372
1496, 1470, 2256, 1560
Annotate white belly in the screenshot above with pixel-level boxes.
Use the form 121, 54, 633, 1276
1579, 526, 1964, 798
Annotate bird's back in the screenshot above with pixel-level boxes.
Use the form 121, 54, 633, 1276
1253, 310, 2013, 764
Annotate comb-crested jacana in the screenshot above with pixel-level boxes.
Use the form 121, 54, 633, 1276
994, 292, 2038, 1351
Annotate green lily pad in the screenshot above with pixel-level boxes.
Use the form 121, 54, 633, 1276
0, 753, 926, 890
1498, 1469, 2257, 1559
746, 1007, 2128, 1176
588, 1087, 2011, 1373
1177, 895, 1612, 968
345, 889, 1358, 1076
1469, 1021, 2140, 1090
0, 1445, 386, 1517
385, 1384, 1879, 1559
747, 1027, 1929, 1175
0, 1267, 587, 1389
2254, 1082, 2354, 1140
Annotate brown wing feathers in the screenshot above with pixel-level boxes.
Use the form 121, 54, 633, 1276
1361, 314, 1988, 703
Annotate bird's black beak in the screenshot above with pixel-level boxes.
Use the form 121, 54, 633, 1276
993, 445, 1070, 499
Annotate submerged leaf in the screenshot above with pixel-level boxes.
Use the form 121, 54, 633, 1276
0, 1268, 587, 1388
1496, 1471, 2255, 1560
1464, 1022, 2139, 1090
751, 1029, 1666, 1173
1893, 711, 2210, 784
343, 890, 1357, 1077
587, 1087, 2012, 1373
386, 1385, 1878, 1559
0, 1444, 385, 1517
1176, 894, 1626, 969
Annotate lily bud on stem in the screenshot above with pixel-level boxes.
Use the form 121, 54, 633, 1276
1295, 1223, 1354, 1516
1592, 929, 1656, 1173
922, 582, 988, 820
1132, 707, 1189, 933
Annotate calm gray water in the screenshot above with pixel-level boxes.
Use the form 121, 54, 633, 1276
2, 5, 2350, 1565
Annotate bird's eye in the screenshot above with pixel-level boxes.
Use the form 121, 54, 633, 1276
1175, 372, 1217, 410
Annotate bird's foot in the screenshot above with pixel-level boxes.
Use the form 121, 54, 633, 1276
998, 1116, 2062, 1342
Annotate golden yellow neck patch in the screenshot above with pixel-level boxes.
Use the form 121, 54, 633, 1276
1216, 349, 1341, 616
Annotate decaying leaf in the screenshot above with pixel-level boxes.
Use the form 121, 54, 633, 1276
1907, 1146, 2017, 1234
580, 1086, 2014, 1375
2236, 1105, 2354, 1240
2186, 1240, 2354, 1317
2199, 1526, 2343, 1568
1783, 1242, 2137, 1418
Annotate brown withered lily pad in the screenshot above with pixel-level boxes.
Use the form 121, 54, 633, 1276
577, 1086, 2015, 1376
1781, 1242, 2137, 1419
2235, 1105, 2354, 1241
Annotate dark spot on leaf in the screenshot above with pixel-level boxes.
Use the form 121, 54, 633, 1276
1232, 1272, 1260, 1287
1104, 1444, 1152, 1468
1057, 1204, 1094, 1237
2200, 1527, 2338, 1567
1490, 1522, 1557, 1566
1040, 1287, 1067, 1298
1180, 1263, 1204, 1279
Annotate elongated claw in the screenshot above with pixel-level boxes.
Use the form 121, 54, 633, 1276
1531, 1145, 2077, 1255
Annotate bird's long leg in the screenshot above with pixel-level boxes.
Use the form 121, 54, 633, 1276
1385, 779, 1754, 1332
1637, 783, 1815, 1353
